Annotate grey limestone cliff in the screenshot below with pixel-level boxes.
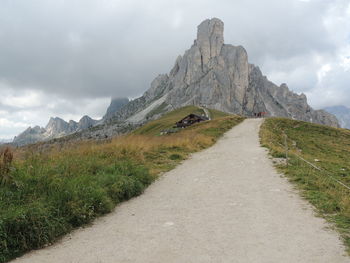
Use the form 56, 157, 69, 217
45, 117, 70, 137
77, 115, 98, 131
107, 18, 339, 127
103, 97, 129, 121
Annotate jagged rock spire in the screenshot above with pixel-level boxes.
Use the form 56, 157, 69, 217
196, 18, 224, 64
105, 18, 340, 128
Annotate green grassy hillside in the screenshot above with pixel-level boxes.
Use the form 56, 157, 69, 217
0, 106, 244, 262
133, 106, 205, 136
260, 118, 350, 252
207, 108, 230, 119
134, 106, 231, 136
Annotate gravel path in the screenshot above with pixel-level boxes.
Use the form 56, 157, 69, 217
13, 119, 349, 263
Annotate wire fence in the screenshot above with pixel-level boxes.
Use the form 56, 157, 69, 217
277, 133, 350, 191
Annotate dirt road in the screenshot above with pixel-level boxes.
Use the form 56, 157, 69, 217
13, 119, 349, 263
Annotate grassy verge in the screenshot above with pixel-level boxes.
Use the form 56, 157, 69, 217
260, 117, 350, 252
0, 107, 244, 262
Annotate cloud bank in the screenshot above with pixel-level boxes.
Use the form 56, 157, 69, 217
0, 0, 349, 138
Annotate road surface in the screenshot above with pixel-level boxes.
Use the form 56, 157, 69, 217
13, 119, 349, 263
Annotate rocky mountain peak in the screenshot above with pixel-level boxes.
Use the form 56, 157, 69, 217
11, 18, 340, 147
45, 117, 69, 136
13, 115, 98, 146
46, 117, 65, 127
107, 18, 339, 128
30, 126, 45, 134
196, 18, 224, 64
12, 126, 46, 146
78, 115, 97, 131
103, 97, 129, 120
79, 115, 92, 122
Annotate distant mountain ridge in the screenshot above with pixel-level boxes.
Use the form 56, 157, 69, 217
103, 98, 129, 121
324, 106, 350, 129
13, 115, 98, 146
107, 18, 339, 128
11, 18, 340, 146
12, 96, 132, 146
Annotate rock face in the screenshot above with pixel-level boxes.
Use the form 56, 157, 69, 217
13, 115, 98, 146
108, 18, 339, 128
103, 98, 129, 121
324, 106, 350, 129
13, 126, 46, 146
77, 116, 98, 131
45, 117, 70, 137
12, 18, 340, 147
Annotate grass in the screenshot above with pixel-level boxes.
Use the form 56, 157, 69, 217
0, 106, 244, 262
207, 108, 230, 119
133, 106, 206, 136
260, 117, 350, 253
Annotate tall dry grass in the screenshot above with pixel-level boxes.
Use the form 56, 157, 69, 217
0, 114, 244, 262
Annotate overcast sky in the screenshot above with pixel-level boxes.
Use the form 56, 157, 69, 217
0, 0, 349, 139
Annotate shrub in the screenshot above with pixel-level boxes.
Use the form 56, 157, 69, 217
169, 153, 183, 160
0, 147, 14, 186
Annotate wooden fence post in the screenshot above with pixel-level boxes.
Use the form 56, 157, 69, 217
284, 133, 288, 165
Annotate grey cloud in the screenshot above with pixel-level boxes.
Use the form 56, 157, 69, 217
0, 86, 109, 139
0, 0, 349, 138
0, 0, 344, 97
308, 65, 350, 108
